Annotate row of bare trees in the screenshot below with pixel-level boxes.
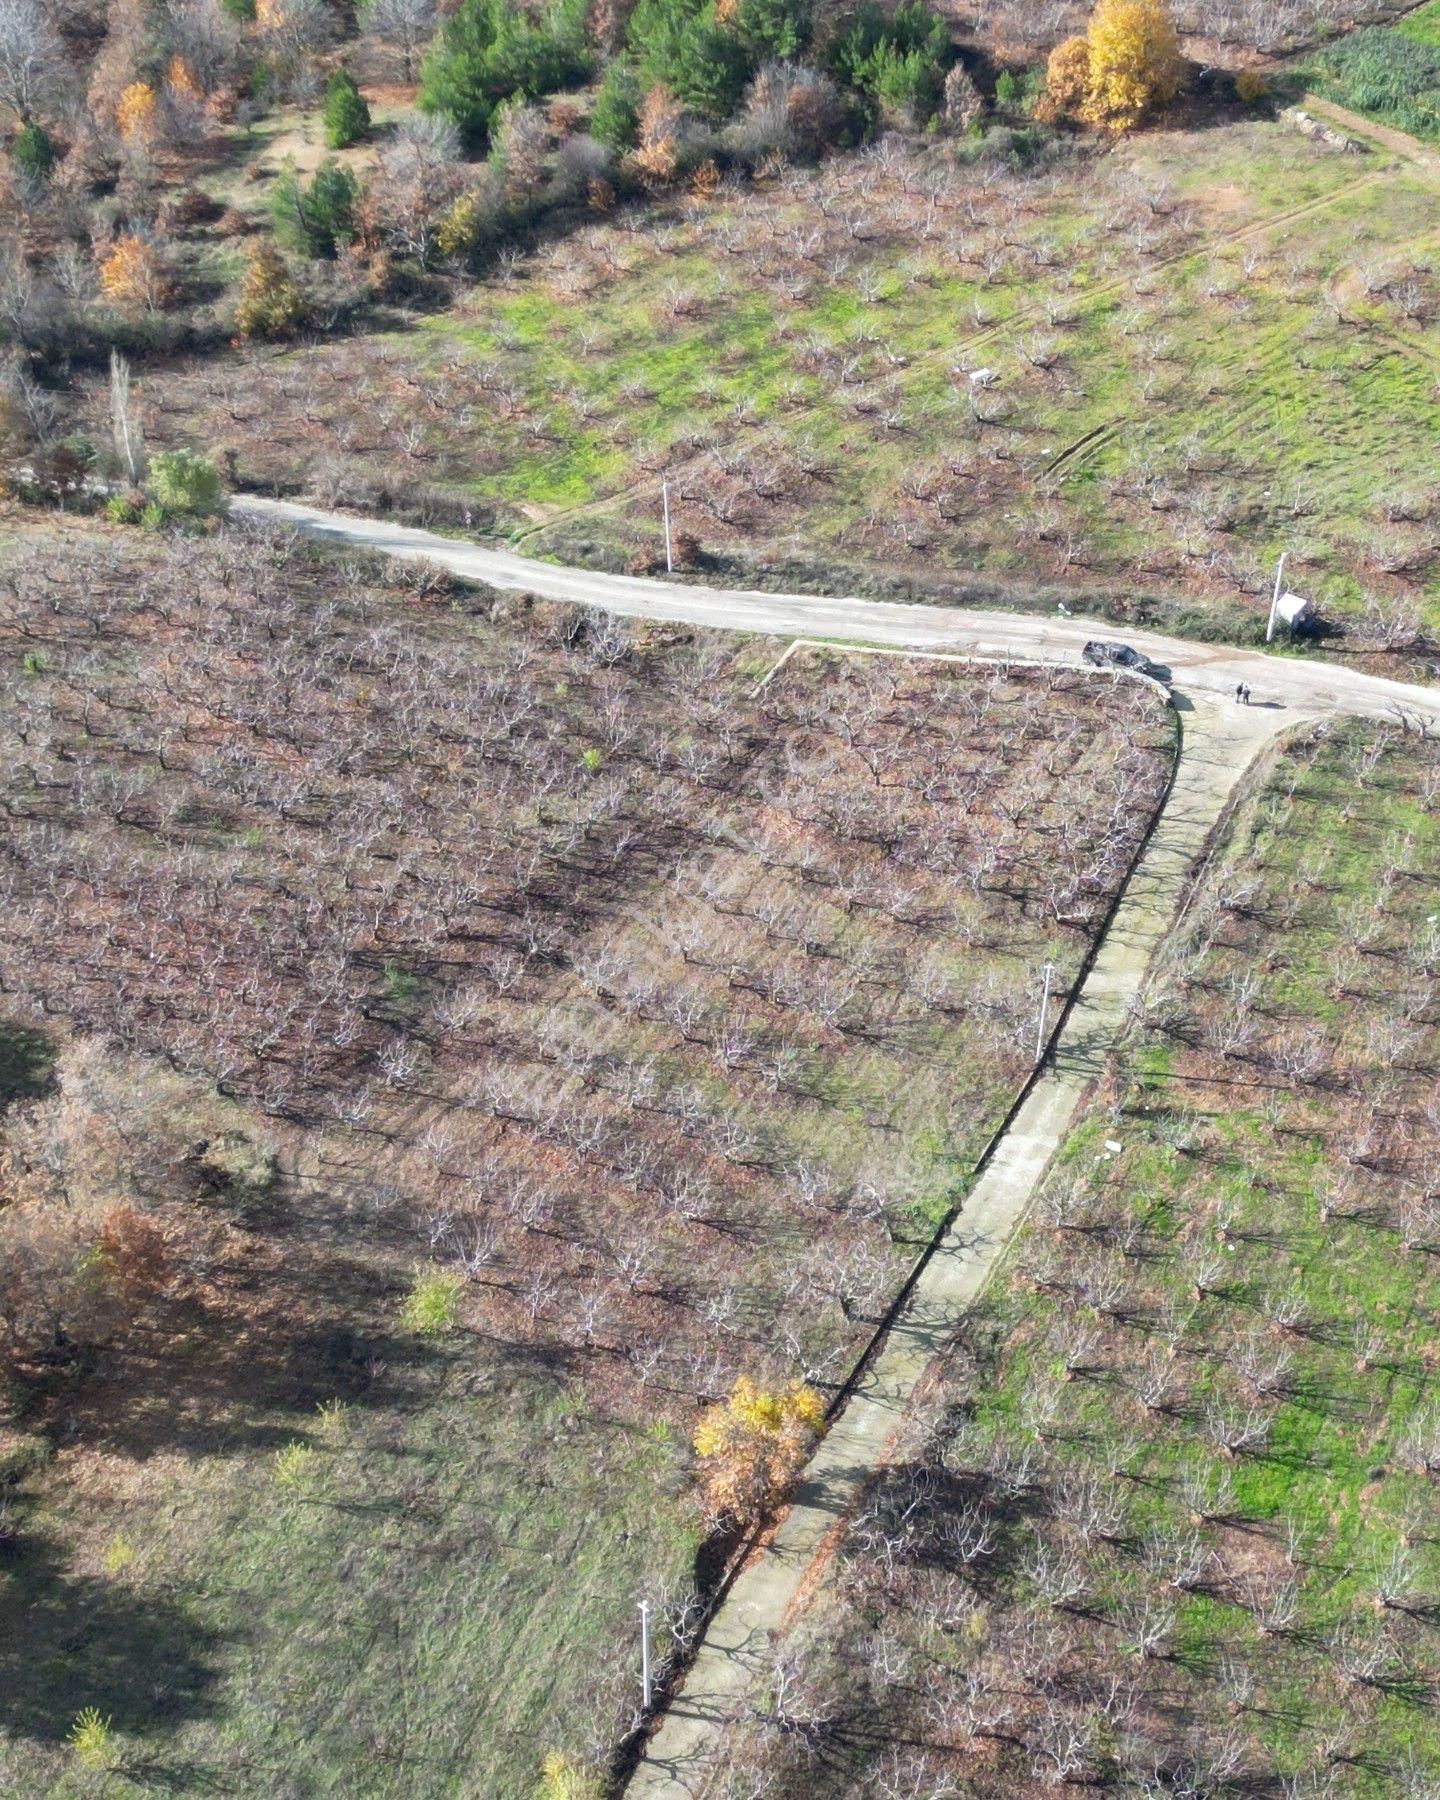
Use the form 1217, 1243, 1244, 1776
0, 522, 1168, 1434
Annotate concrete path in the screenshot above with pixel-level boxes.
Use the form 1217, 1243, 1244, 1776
627, 694, 1289, 1796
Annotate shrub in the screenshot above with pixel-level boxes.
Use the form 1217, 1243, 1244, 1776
10, 121, 56, 181
148, 448, 226, 517
1081, 0, 1183, 130
272, 1440, 318, 1489
200, 1130, 279, 1200
323, 67, 371, 147
537, 1751, 603, 1800
401, 1265, 464, 1334
233, 240, 309, 339
105, 494, 143, 524
693, 1375, 824, 1523
434, 187, 493, 257
591, 54, 641, 148
101, 1533, 137, 1576
1234, 67, 1267, 104
69, 1709, 114, 1771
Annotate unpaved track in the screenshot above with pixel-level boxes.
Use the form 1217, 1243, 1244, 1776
1302, 92, 1440, 171
231, 496, 1440, 1793
233, 497, 1440, 729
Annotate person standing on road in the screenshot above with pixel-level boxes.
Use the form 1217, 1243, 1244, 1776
1235, 683, 1244, 704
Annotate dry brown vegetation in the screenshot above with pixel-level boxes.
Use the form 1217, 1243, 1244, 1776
0, 520, 1169, 1406
0, 517, 1169, 1789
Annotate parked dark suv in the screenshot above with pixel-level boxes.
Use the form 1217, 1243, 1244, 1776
1083, 640, 1169, 683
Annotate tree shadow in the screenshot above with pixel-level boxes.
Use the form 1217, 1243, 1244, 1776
0, 1019, 56, 1106
0, 1522, 224, 1752
29, 1226, 434, 1467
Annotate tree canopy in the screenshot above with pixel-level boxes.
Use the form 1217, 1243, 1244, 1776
418, 0, 591, 147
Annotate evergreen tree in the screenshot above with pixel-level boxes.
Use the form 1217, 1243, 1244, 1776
418, 0, 591, 147
322, 68, 371, 148
10, 121, 57, 181
625, 0, 750, 122
269, 156, 360, 258
733, 0, 810, 63
589, 53, 640, 148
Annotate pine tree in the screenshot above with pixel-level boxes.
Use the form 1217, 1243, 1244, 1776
322, 67, 371, 148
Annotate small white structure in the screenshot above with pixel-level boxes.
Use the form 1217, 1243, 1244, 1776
968, 367, 999, 388
1275, 591, 1312, 629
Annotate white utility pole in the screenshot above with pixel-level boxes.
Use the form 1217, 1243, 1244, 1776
1266, 551, 1287, 644
662, 480, 673, 573
639, 1600, 653, 1710
1034, 962, 1054, 1066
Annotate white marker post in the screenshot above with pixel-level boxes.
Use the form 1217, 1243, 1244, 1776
1266, 551, 1287, 644
662, 480, 673, 574
639, 1600, 653, 1710
1035, 962, 1054, 1066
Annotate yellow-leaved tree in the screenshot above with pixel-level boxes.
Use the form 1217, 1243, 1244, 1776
1043, 35, 1092, 120
99, 235, 170, 312
693, 1376, 824, 1525
1081, 0, 1183, 130
115, 80, 157, 142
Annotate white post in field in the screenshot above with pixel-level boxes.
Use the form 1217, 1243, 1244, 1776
662, 480, 673, 574
1035, 962, 1054, 1066
1266, 551, 1287, 644
639, 1600, 653, 1710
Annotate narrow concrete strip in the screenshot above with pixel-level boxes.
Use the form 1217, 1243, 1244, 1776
628, 695, 1295, 1796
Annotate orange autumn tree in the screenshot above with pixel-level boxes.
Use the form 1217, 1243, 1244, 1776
166, 56, 204, 107
631, 84, 681, 184
1043, 34, 1092, 120
99, 235, 170, 311
693, 1376, 824, 1524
